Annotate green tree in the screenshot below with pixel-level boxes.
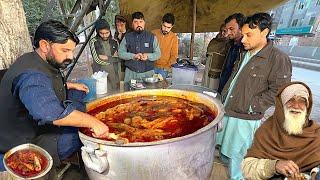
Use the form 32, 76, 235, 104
22, 0, 63, 36
180, 35, 205, 58
103, 0, 120, 28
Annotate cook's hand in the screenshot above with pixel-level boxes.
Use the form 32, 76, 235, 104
141, 53, 148, 61
91, 120, 109, 138
66, 82, 89, 93
275, 160, 300, 177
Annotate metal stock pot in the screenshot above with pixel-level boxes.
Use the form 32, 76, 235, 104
79, 89, 224, 180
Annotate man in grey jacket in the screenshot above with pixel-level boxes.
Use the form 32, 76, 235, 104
216, 13, 292, 179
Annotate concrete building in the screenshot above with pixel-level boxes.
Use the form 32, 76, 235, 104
270, 0, 320, 47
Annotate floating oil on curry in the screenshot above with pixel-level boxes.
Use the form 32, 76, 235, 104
5, 149, 48, 178
81, 96, 216, 143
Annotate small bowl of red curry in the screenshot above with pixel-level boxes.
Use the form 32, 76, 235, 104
3, 144, 53, 179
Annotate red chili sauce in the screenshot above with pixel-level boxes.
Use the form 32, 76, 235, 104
80, 96, 216, 143
6, 149, 48, 178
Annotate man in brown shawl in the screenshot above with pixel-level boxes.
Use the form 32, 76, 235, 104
242, 82, 320, 180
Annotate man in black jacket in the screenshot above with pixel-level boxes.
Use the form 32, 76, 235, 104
218, 13, 245, 93
0, 20, 109, 168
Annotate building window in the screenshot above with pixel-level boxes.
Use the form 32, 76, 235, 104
309, 17, 316, 25
270, 13, 274, 18
298, 2, 304, 9
292, 19, 298, 27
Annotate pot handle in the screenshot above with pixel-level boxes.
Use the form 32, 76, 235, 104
202, 91, 218, 98
81, 146, 109, 174
216, 120, 223, 132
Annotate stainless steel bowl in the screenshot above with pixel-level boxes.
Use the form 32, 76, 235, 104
3, 144, 53, 180
143, 77, 159, 83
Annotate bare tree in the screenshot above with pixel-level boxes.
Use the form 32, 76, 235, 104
0, 0, 33, 70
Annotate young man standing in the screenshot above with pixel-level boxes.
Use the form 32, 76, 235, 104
114, 15, 129, 44
204, 24, 228, 89
218, 13, 245, 93
90, 19, 119, 92
152, 13, 178, 78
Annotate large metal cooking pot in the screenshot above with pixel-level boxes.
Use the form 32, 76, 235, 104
79, 89, 224, 180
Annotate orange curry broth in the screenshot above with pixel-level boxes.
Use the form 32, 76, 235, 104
80, 96, 216, 142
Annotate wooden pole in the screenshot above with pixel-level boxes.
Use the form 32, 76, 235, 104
189, 0, 197, 61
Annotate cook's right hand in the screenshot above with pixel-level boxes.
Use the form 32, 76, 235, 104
275, 160, 300, 178
91, 120, 109, 138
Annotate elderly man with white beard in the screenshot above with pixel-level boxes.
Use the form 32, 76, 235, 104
241, 82, 320, 180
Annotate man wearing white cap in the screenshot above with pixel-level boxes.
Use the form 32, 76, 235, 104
242, 82, 320, 180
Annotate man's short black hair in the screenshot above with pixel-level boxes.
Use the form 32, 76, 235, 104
132, 12, 144, 21
162, 13, 175, 25
33, 20, 79, 48
224, 13, 245, 27
95, 19, 110, 31
244, 13, 272, 36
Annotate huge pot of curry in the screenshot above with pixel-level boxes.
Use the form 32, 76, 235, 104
79, 89, 224, 180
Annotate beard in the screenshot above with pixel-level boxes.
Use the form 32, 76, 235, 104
161, 30, 169, 35
100, 36, 109, 41
47, 56, 73, 70
135, 26, 143, 33
283, 106, 307, 135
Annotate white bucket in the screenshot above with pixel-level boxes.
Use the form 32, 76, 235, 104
96, 76, 108, 94
92, 71, 108, 94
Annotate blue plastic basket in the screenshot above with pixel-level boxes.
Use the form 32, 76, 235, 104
0, 154, 4, 171
77, 78, 96, 102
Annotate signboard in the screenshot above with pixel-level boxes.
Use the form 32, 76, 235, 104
275, 26, 313, 35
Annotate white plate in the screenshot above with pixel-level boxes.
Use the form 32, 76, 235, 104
130, 83, 146, 90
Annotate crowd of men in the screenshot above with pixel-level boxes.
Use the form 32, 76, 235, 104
90, 12, 178, 93
0, 9, 320, 180
0, 11, 179, 174
206, 12, 320, 180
